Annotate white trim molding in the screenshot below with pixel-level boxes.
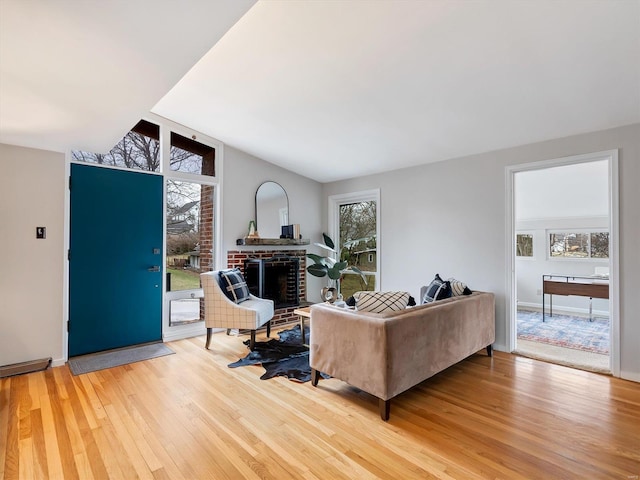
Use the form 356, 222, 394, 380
328, 189, 381, 289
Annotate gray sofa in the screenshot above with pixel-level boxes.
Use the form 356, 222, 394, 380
309, 291, 495, 420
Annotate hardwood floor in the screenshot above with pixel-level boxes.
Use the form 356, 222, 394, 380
1, 327, 639, 479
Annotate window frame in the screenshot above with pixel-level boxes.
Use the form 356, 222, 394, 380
328, 189, 381, 293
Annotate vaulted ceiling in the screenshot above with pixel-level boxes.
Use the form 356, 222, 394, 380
2, 0, 639, 182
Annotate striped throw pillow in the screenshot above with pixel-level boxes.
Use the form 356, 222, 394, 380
448, 278, 472, 296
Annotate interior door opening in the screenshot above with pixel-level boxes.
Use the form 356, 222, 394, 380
509, 153, 618, 375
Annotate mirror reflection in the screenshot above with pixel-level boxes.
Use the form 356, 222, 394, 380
255, 181, 288, 238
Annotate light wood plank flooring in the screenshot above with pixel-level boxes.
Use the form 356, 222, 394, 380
1, 327, 639, 479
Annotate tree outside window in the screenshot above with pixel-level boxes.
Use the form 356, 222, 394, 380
549, 231, 608, 259
516, 234, 533, 257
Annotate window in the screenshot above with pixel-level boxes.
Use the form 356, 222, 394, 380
165, 132, 218, 327
516, 233, 533, 257
329, 190, 380, 299
169, 132, 215, 175
72, 120, 161, 172
549, 231, 609, 259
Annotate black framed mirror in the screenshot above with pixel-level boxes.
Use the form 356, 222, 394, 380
255, 181, 289, 238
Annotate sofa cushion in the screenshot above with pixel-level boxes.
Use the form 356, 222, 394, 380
354, 291, 410, 313
422, 274, 451, 303
219, 268, 251, 303
448, 278, 472, 296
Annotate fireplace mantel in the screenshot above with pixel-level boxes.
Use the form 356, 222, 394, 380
236, 237, 310, 246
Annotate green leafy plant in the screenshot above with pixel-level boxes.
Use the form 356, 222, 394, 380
306, 233, 367, 284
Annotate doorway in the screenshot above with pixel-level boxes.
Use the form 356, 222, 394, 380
506, 151, 619, 375
68, 163, 163, 357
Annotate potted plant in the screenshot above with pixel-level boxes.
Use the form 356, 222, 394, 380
306, 233, 367, 302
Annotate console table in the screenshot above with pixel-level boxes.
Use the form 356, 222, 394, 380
542, 274, 609, 322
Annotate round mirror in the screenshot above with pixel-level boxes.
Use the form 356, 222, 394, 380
255, 181, 289, 238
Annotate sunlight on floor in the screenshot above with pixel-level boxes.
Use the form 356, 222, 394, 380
514, 339, 610, 374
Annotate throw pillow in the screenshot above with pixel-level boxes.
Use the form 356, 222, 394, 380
448, 278, 473, 296
219, 268, 251, 304
422, 274, 452, 304
354, 291, 410, 313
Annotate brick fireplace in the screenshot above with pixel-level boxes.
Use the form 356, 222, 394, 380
227, 249, 308, 327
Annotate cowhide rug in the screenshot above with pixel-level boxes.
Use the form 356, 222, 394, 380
228, 325, 329, 383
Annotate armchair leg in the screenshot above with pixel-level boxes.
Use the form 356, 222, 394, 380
249, 330, 256, 351
266, 320, 271, 338
205, 328, 212, 350
379, 399, 390, 421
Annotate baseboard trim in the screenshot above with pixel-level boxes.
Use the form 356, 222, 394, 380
620, 370, 640, 383
492, 343, 508, 353
163, 324, 206, 342
0, 357, 52, 378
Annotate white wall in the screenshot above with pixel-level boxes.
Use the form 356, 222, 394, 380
322, 123, 640, 382
515, 160, 609, 220
0, 144, 66, 367
222, 146, 325, 301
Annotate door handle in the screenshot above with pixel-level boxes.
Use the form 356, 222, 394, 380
148, 266, 160, 272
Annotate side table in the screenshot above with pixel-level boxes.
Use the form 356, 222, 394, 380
293, 306, 312, 344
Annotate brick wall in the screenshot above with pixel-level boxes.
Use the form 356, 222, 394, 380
227, 249, 307, 327
198, 185, 214, 321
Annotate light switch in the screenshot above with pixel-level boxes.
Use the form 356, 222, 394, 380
36, 227, 46, 239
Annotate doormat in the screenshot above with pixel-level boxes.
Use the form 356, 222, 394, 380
517, 310, 609, 354
228, 325, 330, 383
68, 343, 174, 375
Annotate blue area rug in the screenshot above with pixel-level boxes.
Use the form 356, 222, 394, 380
517, 310, 609, 354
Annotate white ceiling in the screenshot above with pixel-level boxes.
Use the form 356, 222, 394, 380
2, 1, 639, 183
0, 0, 256, 153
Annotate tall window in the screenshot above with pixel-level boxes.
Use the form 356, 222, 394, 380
165, 132, 217, 326
329, 190, 380, 299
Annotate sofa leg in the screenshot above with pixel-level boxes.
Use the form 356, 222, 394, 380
486, 344, 493, 357
311, 368, 320, 386
266, 320, 271, 338
379, 399, 390, 421
205, 328, 212, 350
249, 330, 256, 351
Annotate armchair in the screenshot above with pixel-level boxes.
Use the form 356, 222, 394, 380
200, 270, 274, 350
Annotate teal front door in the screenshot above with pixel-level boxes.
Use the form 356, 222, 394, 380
69, 163, 163, 357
